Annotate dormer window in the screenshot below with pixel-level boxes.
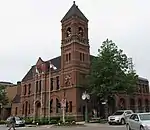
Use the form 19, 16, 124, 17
66, 27, 71, 37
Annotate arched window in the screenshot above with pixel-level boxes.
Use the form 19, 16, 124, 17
66, 27, 71, 37
78, 27, 83, 37
36, 81, 38, 93
24, 85, 27, 95
39, 80, 41, 92
69, 101, 72, 112
56, 98, 60, 113
50, 99, 53, 113
28, 103, 30, 114
66, 101, 68, 112
22, 104, 24, 115
15, 107, 18, 115
28, 84, 31, 95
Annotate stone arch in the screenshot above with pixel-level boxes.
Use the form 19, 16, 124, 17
35, 101, 41, 118
66, 27, 71, 37
145, 99, 149, 112
78, 27, 84, 37
51, 95, 60, 101
119, 98, 126, 110
108, 96, 116, 115
130, 98, 135, 112
138, 98, 142, 112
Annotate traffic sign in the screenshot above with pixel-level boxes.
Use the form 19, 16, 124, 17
61, 99, 66, 107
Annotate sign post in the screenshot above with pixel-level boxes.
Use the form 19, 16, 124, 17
61, 99, 66, 123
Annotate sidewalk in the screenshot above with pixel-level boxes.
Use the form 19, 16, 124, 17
31, 122, 107, 128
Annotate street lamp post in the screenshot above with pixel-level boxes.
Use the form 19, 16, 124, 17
82, 91, 90, 123
102, 99, 108, 119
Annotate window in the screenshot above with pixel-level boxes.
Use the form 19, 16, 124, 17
113, 111, 124, 115
51, 78, 53, 91
130, 114, 136, 119
79, 53, 85, 61
24, 85, 27, 95
145, 85, 149, 93
15, 107, 18, 115
56, 98, 60, 113
36, 81, 38, 93
50, 99, 53, 113
69, 101, 72, 112
69, 53, 71, 61
80, 53, 82, 61
28, 84, 31, 95
56, 76, 60, 90
125, 111, 132, 114
66, 101, 68, 112
66, 54, 68, 62
66, 53, 71, 62
66, 27, 71, 37
83, 53, 84, 61
28, 104, 30, 114
22, 104, 24, 115
130, 114, 139, 121
39, 80, 41, 92
139, 113, 150, 121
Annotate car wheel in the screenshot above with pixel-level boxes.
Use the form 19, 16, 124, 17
140, 126, 145, 130
120, 118, 125, 125
108, 122, 112, 125
126, 124, 131, 130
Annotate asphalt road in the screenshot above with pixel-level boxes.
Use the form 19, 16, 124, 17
0, 124, 127, 130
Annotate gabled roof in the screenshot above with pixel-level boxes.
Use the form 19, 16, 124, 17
22, 56, 61, 82
22, 55, 95, 82
61, 1, 88, 22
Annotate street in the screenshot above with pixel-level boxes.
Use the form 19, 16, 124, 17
0, 124, 127, 130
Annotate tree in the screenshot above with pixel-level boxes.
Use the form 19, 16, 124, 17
87, 39, 138, 117
0, 85, 8, 105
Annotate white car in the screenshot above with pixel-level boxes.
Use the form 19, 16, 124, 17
6, 116, 25, 127
108, 110, 133, 125
126, 113, 150, 130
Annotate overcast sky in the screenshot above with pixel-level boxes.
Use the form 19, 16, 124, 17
0, 0, 150, 83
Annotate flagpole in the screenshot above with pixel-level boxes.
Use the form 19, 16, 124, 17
48, 62, 57, 122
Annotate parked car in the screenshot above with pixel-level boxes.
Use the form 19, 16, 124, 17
126, 113, 150, 130
6, 116, 25, 127
108, 110, 133, 125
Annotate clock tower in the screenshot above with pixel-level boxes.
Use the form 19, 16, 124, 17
60, 1, 90, 120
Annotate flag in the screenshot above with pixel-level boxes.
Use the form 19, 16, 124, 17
35, 66, 39, 74
49, 62, 57, 70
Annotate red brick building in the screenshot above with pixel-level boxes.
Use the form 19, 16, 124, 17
11, 1, 150, 120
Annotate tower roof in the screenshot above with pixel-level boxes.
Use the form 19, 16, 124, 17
61, 1, 88, 22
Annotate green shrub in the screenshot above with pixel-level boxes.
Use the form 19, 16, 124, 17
40, 117, 49, 125
24, 117, 33, 124
50, 119, 57, 124
0, 120, 6, 124
65, 116, 75, 123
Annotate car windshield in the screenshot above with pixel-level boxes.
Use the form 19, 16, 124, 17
15, 117, 21, 120
113, 111, 124, 115
139, 114, 150, 121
